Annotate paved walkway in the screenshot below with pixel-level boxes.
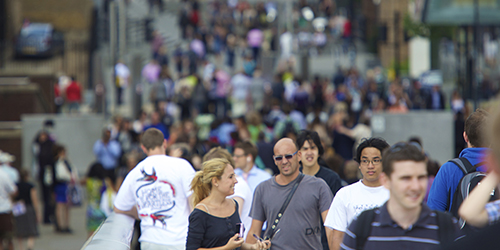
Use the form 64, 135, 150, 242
32, 205, 88, 250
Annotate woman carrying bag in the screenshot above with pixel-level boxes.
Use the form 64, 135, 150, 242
53, 144, 78, 233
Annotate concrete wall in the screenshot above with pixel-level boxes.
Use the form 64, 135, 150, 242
22, 114, 105, 176
371, 111, 454, 165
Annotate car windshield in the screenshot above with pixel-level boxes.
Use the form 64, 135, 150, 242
20, 25, 51, 37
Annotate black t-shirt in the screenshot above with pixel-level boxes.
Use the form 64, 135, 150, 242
186, 200, 241, 250
315, 166, 342, 197
15, 182, 34, 205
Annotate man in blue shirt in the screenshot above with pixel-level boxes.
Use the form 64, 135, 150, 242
427, 109, 490, 211
233, 141, 271, 193
93, 128, 121, 181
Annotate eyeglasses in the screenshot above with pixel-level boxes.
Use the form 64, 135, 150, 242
360, 159, 381, 166
274, 151, 297, 161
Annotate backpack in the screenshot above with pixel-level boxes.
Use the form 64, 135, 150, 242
448, 157, 495, 231
354, 208, 455, 249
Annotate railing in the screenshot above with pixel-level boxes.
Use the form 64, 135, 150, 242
81, 212, 135, 250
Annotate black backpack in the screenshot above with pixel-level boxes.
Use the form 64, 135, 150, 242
448, 157, 495, 231
354, 208, 455, 249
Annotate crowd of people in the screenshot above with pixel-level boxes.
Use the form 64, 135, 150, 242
104, 104, 500, 250
3, 1, 500, 250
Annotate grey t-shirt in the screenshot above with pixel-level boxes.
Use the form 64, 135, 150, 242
250, 174, 333, 250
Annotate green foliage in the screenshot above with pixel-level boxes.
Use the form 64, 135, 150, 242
403, 13, 430, 37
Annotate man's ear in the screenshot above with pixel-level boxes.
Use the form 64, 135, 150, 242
463, 131, 469, 144
380, 172, 390, 189
141, 145, 148, 155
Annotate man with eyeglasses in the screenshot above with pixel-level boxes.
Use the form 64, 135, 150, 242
246, 138, 333, 249
341, 142, 461, 249
324, 137, 390, 250
233, 141, 272, 193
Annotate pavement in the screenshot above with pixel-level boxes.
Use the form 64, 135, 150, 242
32, 205, 88, 250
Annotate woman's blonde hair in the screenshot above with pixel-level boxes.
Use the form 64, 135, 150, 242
190, 158, 232, 205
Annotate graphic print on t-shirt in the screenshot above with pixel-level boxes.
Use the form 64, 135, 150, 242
136, 167, 177, 229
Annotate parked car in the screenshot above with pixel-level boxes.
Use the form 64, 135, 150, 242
15, 23, 64, 58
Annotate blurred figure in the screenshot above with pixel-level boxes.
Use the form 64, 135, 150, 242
426, 85, 446, 110
14, 169, 40, 250
53, 145, 77, 233
0, 152, 19, 183
32, 130, 55, 225
93, 128, 121, 182
84, 162, 108, 238
65, 76, 82, 114
115, 60, 130, 106
0, 166, 17, 250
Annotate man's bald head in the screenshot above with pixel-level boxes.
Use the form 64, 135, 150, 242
274, 138, 297, 154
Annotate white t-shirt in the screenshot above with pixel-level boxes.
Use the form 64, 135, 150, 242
114, 155, 195, 246
0, 169, 17, 213
228, 176, 253, 240
324, 180, 389, 232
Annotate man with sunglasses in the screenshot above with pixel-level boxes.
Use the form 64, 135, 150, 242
246, 138, 333, 249
341, 142, 461, 249
324, 138, 390, 250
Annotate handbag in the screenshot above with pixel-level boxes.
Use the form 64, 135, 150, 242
67, 184, 83, 207
55, 159, 71, 182
265, 173, 305, 240
12, 201, 26, 217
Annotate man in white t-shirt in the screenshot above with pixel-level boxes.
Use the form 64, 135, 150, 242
202, 146, 253, 240
324, 138, 390, 250
114, 128, 195, 250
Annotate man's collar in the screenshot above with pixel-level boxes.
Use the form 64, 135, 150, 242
378, 202, 431, 228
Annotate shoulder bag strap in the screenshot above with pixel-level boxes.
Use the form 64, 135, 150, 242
265, 173, 305, 240
435, 210, 455, 248
355, 208, 376, 250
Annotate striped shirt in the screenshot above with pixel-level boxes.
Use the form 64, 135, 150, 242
341, 202, 462, 250
485, 199, 500, 225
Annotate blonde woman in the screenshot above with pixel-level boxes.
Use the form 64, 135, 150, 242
186, 158, 270, 250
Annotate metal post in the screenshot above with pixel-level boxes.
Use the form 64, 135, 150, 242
118, 0, 126, 60
109, 1, 117, 64
472, 0, 479, 110
394, 11, 400, 78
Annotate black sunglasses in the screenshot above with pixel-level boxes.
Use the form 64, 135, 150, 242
274, 151, 297, 161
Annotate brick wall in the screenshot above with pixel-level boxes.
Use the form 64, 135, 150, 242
377, 0, 409, 69
20, 0, 93, 31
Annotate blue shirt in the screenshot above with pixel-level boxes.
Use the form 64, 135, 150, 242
144, 123, 169, 140
427, 147, 488, 211
234, 166, 271, 193
93, 140, 121, 170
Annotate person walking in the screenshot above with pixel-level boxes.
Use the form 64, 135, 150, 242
53, 145, 77, 233
246, 138, 333, 249
0, 166, 17, 250
13, 169, 40, 250
186, 158, 270, 250
114, 128, 195, 250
